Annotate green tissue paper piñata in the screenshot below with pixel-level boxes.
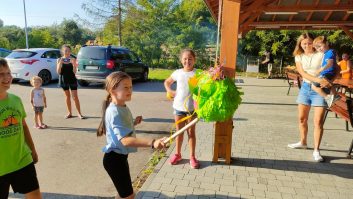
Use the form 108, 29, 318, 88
188, 67, 243, 122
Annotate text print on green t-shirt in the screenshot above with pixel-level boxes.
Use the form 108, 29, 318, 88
0, 107, 22, 139
0, 94, 33, 176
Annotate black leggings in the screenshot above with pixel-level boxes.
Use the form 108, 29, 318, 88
103, 152, 133, 198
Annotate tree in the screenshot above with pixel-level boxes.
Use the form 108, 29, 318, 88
28, 28, 55, 48
58, 20, 83, 46
0, 19, 3, 28
77, 0, 132, 45
0, 37, 10, 49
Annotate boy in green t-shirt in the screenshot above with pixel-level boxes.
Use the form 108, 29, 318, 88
0, 58, 41, 198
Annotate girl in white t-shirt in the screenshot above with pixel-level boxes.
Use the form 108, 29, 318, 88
30, 76, 47, 129
164, 49, 199, 169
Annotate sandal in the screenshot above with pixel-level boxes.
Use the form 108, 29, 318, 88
78, 115, 86, 119
190, 156, 200, 169
169, 154, 182, 165
40, 124, 48, 129
65, 114, 72, 119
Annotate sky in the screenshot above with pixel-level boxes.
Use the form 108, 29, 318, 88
0, 0, 88, 27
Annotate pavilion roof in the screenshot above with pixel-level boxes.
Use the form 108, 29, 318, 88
204, 0, 353, 34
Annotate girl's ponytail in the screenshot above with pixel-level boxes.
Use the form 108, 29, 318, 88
97, 94, 111, 136
97, 71, 131, 137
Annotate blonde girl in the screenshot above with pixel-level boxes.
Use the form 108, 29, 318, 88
97, 71, 166, 199
30, 76, 47, 129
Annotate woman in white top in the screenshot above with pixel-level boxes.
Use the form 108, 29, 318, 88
287, 32, 333, 162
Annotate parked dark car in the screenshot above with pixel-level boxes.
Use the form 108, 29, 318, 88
76, 45, 149, 86
0, 48, 11, 58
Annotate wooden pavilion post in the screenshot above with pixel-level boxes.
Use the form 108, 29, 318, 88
213, 0, 241, 164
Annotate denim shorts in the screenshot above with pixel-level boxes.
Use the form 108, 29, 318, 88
296, 82, 327, 107
173, 109, 195, 116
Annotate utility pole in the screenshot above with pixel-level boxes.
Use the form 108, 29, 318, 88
23, 0, 29, 49
118, 0, 122, 46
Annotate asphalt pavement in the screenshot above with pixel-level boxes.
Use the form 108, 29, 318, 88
8, 80, 171, 198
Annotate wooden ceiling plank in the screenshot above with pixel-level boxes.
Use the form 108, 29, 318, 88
289, 0, 301, 21
262, 4, 353, 12
343, 13, 350, 21
239, 0, 267, 23
340, 26, 353, 40
251, 21, 353, 26
271, 0, 282, 21
306, 12, 313, 21
203, 0, 218, 20
324, 11, 333, 21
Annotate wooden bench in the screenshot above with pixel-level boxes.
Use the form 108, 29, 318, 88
323, 93, 353, 158
285, 71, 302, 95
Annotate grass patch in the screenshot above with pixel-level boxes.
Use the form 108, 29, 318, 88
236, 72, 268, 78
132, 149, 167, 191
149, 69, 173, 81
149, 68, 278, 81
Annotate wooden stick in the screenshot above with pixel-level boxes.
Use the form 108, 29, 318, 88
163, 118, 199, 144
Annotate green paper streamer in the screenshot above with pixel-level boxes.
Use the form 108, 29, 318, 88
189, 71, 243, 122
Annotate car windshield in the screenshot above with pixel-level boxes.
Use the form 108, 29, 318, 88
0, 50, 11, 58
6, 51, 37, 59
77, 47, 107, 60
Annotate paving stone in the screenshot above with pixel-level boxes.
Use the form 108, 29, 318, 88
174, 186, 194, 194
160, 183, 176, 192
265, 191, 282, 199
171, 179, 190, 186
137, 78, 353, 198
219, 185, 237, 194
249, 183, 267, 191
199, 182, 220, 191
277, 186, 296, 194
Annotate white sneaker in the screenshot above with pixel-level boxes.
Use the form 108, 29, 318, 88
325, 94, 334, 107
313, 150, 324, 162
287, 142, 308, 149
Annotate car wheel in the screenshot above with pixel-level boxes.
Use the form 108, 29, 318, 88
78, 80, 90, 87
140, 70, 148, 82
38, 70, 52, 85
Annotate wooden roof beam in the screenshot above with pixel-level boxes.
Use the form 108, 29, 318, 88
271, 0, 282, 21
255, 26, 342, 30
251, 21, 353, 26
324, 0, 340, 21
262, 4, 353, 12
343, 13, 350, 21
240, 0, 270, 23
203, 0, 217, 20
289, 0, 301, 21
340, 26, 353, 40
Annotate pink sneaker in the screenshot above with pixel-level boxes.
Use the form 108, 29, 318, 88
190, 156, 200, 169
169, 154, 182, 165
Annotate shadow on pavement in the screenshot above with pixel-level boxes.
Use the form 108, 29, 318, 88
242, 101, 297, 106
143, 118, 174, 123
136, 130, 170, 135
233, 117, 248, 121
240, 84, 288, 88
136, 192, 240, 199
231, 157, 353, 179
9, 192, 113, 199
47, 126, 97, 133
